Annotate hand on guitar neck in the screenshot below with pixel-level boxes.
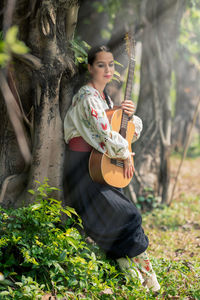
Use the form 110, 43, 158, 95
121, 100, 136, 118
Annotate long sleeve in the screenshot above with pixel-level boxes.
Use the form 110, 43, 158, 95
81, 93, 130, 159
64, 86, 130, 159
131, 115, 143, 143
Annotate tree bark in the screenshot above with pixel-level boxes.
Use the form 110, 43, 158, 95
172, 48, 200, 150
132, 0, 186, 204
0, 0, 79, 207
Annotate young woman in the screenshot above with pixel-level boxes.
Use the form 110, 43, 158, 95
63, 46, 160, 292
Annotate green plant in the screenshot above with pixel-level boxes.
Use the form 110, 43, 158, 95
1, 179, 199, 299
0, 179, 123, 298
0, 26, 29, 66
70, 38, 91, 66
137, 187, 161, 211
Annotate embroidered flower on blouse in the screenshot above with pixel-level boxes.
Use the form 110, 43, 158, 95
91, 107, 98, 119
99, 142, 106, 150
101, 123, 108, 130
145, 265, 151, 272
134, 258, 139, 263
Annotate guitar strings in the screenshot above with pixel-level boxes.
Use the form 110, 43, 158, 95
111, 159, 124, 168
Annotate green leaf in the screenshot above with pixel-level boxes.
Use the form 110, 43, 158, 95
65, 206, 78, 216
114, 70, 121, 77
98, 4, 104, 12
114, 60, 124, 67
91, 252, 96, 261
48, 198, 60, 203
62, 209, 72, 218
35, 180, 41, 184
5, 26, 18, 46
0, 291, 10, 296
138, 196, 145, 202
31, 204, 42, 211
82, 40, 91, 49
10, 41, 29, 55
0, 41, 4, 51
67, 237, 79, 250
28, 189, 35, 195
49, 187, 60, 191
0, 53, 10, 65
59, 250, 67, 261
77, 56, 85, 63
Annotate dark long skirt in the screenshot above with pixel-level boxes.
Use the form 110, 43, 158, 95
64, 149, 149, 259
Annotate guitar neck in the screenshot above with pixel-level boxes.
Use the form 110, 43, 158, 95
119, 53, 136, 139
124, 57, 135, 100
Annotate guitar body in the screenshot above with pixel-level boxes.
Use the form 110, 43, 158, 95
89, 107, 135, 188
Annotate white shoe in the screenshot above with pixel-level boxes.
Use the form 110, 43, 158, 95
144, 273, 160, 292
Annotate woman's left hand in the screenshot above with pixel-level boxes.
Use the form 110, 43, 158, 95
121, 100, 136, 118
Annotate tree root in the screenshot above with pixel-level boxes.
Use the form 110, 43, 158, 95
0, 172, 28, 208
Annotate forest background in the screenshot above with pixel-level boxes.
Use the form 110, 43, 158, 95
0, 0, 199, 299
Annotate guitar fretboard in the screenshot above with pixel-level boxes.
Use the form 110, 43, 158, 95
119, 114, 129, 138
125, 57, 135, 100
112, 34, 135, 168
120, 42, 135, 139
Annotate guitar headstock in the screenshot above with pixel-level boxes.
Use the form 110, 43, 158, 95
123, 31, 136, 102
125, 31, 135, 61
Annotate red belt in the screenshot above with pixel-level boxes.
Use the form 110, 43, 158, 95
68, 136, 93, 152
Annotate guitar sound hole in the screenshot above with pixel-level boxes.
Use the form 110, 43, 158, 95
111, 159, 124, 168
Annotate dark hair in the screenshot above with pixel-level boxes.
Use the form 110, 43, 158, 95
87, 45, 112, 65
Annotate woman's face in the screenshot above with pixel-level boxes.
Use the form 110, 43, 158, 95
88, 51, 115, 84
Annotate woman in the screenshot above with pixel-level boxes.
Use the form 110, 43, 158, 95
63, 46, 160, 292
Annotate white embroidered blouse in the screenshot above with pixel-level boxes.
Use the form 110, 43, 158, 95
64, 85, 142, 159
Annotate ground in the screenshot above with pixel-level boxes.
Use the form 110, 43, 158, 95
145, 156, 200, 261
170, 156, 200, 201
143, 156, 200, 299
2, 155, 199, 299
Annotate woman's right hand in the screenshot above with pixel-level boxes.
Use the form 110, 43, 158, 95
123, 153, 135, 178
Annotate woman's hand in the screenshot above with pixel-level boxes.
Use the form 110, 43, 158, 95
123, 152, 135, 178
121, 100, 136, 118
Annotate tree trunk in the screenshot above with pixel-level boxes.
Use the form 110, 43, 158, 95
0, 0, 79, 208
172, 48, 200, 150
132, 0, 186, 204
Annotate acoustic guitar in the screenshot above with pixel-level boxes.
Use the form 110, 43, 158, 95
89, 33, 136, 188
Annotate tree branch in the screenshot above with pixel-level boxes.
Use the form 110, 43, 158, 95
13, 53, 43, 70
8, 68, 33, 131
0, 70, 32, 166
3, 0, 16, 33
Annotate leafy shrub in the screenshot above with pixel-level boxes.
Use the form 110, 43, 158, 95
136, 187, 161, 212
0, 179, 123, 299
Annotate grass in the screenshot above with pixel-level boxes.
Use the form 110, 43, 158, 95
0, 159, 200, 299
142, 194, 200, 299
140, 153, 200, 299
